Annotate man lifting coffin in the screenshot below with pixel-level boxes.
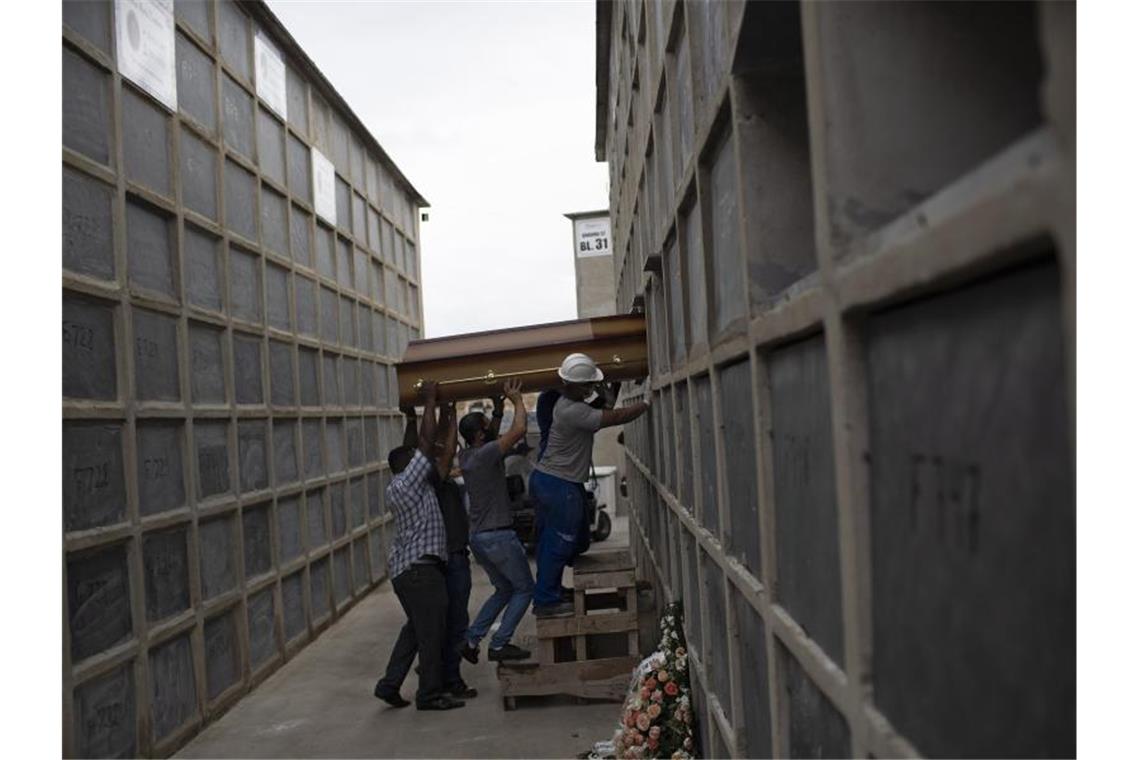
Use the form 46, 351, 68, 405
529, 353, 649, 618
456, 377, 535, 663
374, 381, 466, 711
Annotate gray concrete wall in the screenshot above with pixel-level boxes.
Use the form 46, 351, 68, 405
601, 1, 1075, 758
62, 2, 425, 756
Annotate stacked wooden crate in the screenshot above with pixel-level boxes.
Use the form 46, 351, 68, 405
497, 550, 641, 710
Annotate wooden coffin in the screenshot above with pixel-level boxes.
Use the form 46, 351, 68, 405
396, 314, 648, 405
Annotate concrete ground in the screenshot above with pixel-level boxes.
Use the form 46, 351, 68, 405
177, 517, 631, 759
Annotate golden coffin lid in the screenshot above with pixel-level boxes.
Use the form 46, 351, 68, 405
396, 314, 648, 405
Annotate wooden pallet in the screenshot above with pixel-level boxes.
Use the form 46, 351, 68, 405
497, 550, 640, 710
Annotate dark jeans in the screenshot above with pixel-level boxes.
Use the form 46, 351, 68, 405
378, 562, 448, 705
530, 470, 591, 607
442, 550, 471, 689
467, 529, 534, 649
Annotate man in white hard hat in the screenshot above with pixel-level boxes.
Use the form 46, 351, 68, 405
528, 353, 650, 617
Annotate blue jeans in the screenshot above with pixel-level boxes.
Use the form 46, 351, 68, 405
443, 550, 471, 688
467, 529, 535, 650
530, 470, 591, 607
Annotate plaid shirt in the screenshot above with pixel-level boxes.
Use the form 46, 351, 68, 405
385, 450, 448, 579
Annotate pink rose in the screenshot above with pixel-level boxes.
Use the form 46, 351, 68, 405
636, 713, 652, 732
624, 712, 636, 728
649, 725, 661, 740
647, 703, 662, 720
647, 738, 659, 751
631, 730, 644, 746
645, 676, 658, 691
657, 669, 671, 683
665, 681, 679, 697
652, 690, 664, 703
640, 687, 652, 700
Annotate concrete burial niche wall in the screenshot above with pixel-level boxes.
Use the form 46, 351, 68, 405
606, 0, 1074, 757
62, 1, 425, 755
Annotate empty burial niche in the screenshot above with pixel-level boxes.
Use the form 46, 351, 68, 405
247, 586, 278, 669
73, 662, 135, 758
731, 0, 818, 306
204, 608, 240, 701
815, 1, 1044, 250
778, 642, 851, 758
63, 421, 126, 532
67, 543, 133, 662
768, 334, 845, 668
142, 526, 190, 623
132, 307, 180, 402
865, 258, 1074, 757
199, 513, 237, 600
62, 293, 117, 400
149, 633, 197, 742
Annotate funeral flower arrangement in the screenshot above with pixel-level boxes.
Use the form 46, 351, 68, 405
611, 602, 697, 759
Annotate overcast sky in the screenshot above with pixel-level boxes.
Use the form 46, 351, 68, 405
266, 0, 610, 339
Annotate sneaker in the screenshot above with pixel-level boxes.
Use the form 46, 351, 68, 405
459, 642, 479, 665
447, 681, 479, 699
533, 601, 575, 618
416, 694, 465, 711
488, 643, 531, 661
373, 681, 410, 708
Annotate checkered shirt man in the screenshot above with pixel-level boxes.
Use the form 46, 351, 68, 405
385, 449, 448, 579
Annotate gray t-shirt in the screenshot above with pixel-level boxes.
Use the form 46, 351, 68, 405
458, 441, 513, 533
535, 396, 603, 483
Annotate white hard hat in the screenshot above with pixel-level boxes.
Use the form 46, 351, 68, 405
558, 352, 604, 384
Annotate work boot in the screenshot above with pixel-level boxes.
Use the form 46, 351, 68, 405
417, 694, 465, 710
560, 586, 575, 602
447, 680, 479, 699
533, 601, 575, 618
373, 681, 410, 708
459, 641, 479, 665
488, 643, 531, 661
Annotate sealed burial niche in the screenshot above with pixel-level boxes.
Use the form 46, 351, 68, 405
866, 259, 1074, 757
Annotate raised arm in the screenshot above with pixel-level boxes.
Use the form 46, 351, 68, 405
497, 378, 528, 456
417, 381, 439, 456
400, 403, 418, 448
435, 402, 458, 478
599, 399, 650, 429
